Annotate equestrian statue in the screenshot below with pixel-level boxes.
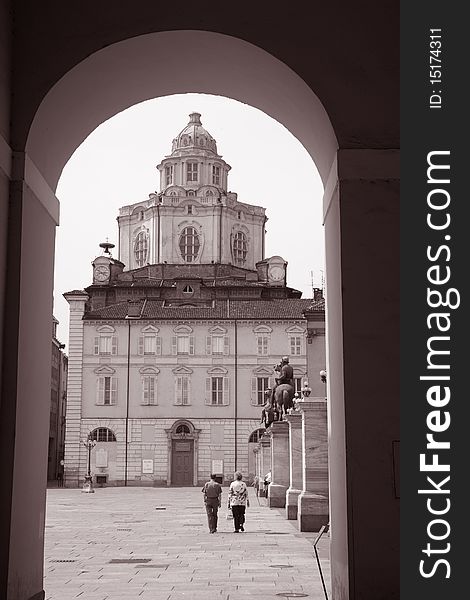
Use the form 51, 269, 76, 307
260, 356, 296, 424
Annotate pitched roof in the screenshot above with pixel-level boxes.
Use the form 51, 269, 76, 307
84, 298, 324, 321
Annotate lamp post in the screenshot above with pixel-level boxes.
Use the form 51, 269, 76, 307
319, 369, 327, 399
82, 435, 97, 493
301, 380, 312, 400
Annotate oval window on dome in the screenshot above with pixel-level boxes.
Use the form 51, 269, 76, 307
179, 227, 200, 263
134, 231, 149, 267
233, 231, 248, 265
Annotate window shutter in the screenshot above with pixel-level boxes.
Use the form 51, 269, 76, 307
253, 377, 260, 404
112, 336, 118, 355
96, 377, 104, 405
171, 336, 177, 355
142, 377, 147, 404
110, 377, 118, 405
189, 336, 195, 355
224, 336, 229, 355
175, 376, 182, 405
152, 377, 157, 405
223, 377, 230, 405
205, 377, 211, 405
94, 337, 100, 355
206, 336, 212, 355
138, 336, 144, 355
186, 377, 191, 405
156, 336, 162, 355
269, 376, 275, 388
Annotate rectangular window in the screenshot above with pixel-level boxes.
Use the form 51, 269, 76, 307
94, 335, 117, 355
165, 165, 173, 186
290, 336, 302, 355
257, 377, 269, 406
175, 376, 190, 405
144, 335, 156, 355
212, 336, 224, 355
294, 377, 302, 395
212, 165, 220, 185
187, 162, 198, 182
97, 376, 117, 405
257, 336, 269, 355
177, 335, 189, 354
211, 377, 224, 405
142, 376, 156, 405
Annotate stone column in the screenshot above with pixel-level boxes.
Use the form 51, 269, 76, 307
284, 413, 303, 519
268, 421, 289, 508
298, 399, 329, 531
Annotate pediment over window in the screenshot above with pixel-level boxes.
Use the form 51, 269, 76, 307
94, 365, 116, 375
141, 325, 159, 334
174, 324, 193, 334
208, 325, 227, 334
96, 325, 115, 333
172, 365, 193, 375
139, 366, 160, 375
253, 325, 273, 334
207, 366, 228, 375
253, 366, 273, 376
285, 325, 306, 334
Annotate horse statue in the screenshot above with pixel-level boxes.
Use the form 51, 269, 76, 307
273, 383, 295, 420
271, 357, 295, 420
260, 389, 279, 428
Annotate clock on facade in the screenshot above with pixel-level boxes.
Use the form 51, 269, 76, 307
94, 265, 110, 282
269, 265, 284, 281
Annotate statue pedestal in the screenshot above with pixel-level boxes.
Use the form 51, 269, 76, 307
268, 421, 289, 508
298, 491, 329, 532
297, 399, 329, 531
284, 413, 303, 519
286, 487, 302, 519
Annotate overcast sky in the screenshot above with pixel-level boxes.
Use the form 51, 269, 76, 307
54, 94, 325, 349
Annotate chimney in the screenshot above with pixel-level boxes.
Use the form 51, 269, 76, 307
313, 288, 323, 301
126, 300, 142, 318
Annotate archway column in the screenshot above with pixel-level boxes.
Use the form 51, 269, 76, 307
325, 148, 399, 600
1, 152, 59, 600
259, 434, 271, 494
267, 421, 289, 508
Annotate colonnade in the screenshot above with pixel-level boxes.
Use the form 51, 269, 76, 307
253, 398, 329, 531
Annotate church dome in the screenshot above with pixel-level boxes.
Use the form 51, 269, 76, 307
171, 112, 218, 154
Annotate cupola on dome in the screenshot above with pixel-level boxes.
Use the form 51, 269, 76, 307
171, 112, 218, 154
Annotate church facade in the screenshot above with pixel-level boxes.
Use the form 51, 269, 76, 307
63, 113, 325, 487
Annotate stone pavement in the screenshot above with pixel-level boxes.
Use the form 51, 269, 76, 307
44, 486, 331, 600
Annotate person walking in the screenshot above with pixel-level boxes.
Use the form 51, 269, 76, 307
201, 473, 222, 533
57, 459, 65, 488
229, 471, 250, 533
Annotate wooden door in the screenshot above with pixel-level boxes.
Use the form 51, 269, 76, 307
171, 440, 194, 486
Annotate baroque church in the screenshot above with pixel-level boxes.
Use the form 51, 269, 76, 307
63, 113, 325, 487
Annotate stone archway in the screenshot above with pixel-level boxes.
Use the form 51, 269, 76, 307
1, 23, 399, 600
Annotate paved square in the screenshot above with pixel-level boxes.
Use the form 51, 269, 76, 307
44, 487, 331, 599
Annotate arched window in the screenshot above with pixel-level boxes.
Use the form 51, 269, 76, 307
249, 428, 265, 443
233, 231, 247, 265
179, 226, 200, 262
176, 423, 190, 435
134, 231, 148, 267
90, 427, 116, 442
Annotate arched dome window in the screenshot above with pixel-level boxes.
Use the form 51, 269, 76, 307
233, 231, 247, 265
179, 227, 200, 263
90, 427, 116, 442
134, 231, 149, 267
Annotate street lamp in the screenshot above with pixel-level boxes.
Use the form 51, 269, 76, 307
301, 380, 312, 399
82, 435, 97, 493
